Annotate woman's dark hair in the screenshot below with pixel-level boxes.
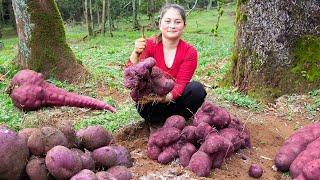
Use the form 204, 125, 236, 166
156, 4, 186, 42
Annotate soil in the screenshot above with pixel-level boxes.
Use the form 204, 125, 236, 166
113, 94, 319, 180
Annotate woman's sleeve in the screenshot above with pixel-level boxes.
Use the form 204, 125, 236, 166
171, 48, 198, 100
126, 39, 153, 67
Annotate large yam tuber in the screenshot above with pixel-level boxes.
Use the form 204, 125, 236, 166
147, 127, 181, 147
0, 126, 29, 180
7, 69, 116, 112
275, 123, 320, 172
178, 143, 197, 167
27, 127, 68, 156
76, 125, 114, 151
45, 146, 83, 179
188, 151, 212, 177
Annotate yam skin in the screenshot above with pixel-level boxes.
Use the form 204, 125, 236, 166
181, 125, 197, 144
178, 143, 197, 167
219, 128, 243, 152
290, 140, 320, 178
27, 127, 68, 156
70, 169, 98, 180
188, 151, 213, 177
76, 125, 114, 151
275, 123, 320, 172
8, 69, 116, 112
0, 126, 29, 180
18, 127, 39, 144
109, 146, 133, 167
302, 159, 320, 180
158, 146, 178, 164
147, 127, 181, 147
195, 122, 215, 140
71, 149, 95, 170
228, 117, 252, 148
163, 115, 186, 130
147, 145, 162, 160
92, 146, 117, 168
45, 146, 83, 179
26, 156, 53, 180
193, 101, 231, 129
96, 171, 117, 180
106, 166, 133, 180
55, 121, 78, 148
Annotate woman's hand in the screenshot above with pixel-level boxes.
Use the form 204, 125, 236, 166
134, 38, 146, 54
130, 38, 146, 64
138, 93, 173, 104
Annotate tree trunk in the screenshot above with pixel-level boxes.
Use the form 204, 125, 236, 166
97, 4, 100, 28
207, 0, 213, 10
132, 0, 139, 30
89, 0, 94, 33
101, 0, 106, 34
11, 0, 87, 82
0, 0, 3, 23
148, 0, 157, 29
85, 0, 93, 36
231, 0, 320, 100
106, 0, 113, 37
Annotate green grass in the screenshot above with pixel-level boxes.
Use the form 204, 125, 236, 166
0, 3, 270, 130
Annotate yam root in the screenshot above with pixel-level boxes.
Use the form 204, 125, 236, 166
7, 69, 116, 112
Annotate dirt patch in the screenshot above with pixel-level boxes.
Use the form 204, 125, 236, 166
114, 104, 317, 180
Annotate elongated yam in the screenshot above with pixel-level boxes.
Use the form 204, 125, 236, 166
290, 147, 320, 178
148, 127, 181, 147
26, 156, 53, 180
275, 143, 305, 172
178, 143, 197, 167
158, 146, 178, 164
188, 151, 212, 177
147, 145, 162, 160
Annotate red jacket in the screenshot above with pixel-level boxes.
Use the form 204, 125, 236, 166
127, 37, 198, 100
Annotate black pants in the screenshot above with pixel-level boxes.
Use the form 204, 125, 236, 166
137, 81, 207, 124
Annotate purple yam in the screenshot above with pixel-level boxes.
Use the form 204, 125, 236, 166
45, 146, 82, 179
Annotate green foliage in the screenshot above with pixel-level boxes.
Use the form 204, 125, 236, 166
74, 103, 140, 132
213, 88, 261, 110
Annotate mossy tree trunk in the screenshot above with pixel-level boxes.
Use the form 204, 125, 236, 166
231, 0, 320, 100
12, 0, 87, 82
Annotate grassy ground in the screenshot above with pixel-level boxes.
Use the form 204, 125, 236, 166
0, 3, 318, 131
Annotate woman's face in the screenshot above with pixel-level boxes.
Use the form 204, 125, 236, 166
159, 8, 185, 41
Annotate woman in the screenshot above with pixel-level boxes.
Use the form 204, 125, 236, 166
128, 4, 207, 124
